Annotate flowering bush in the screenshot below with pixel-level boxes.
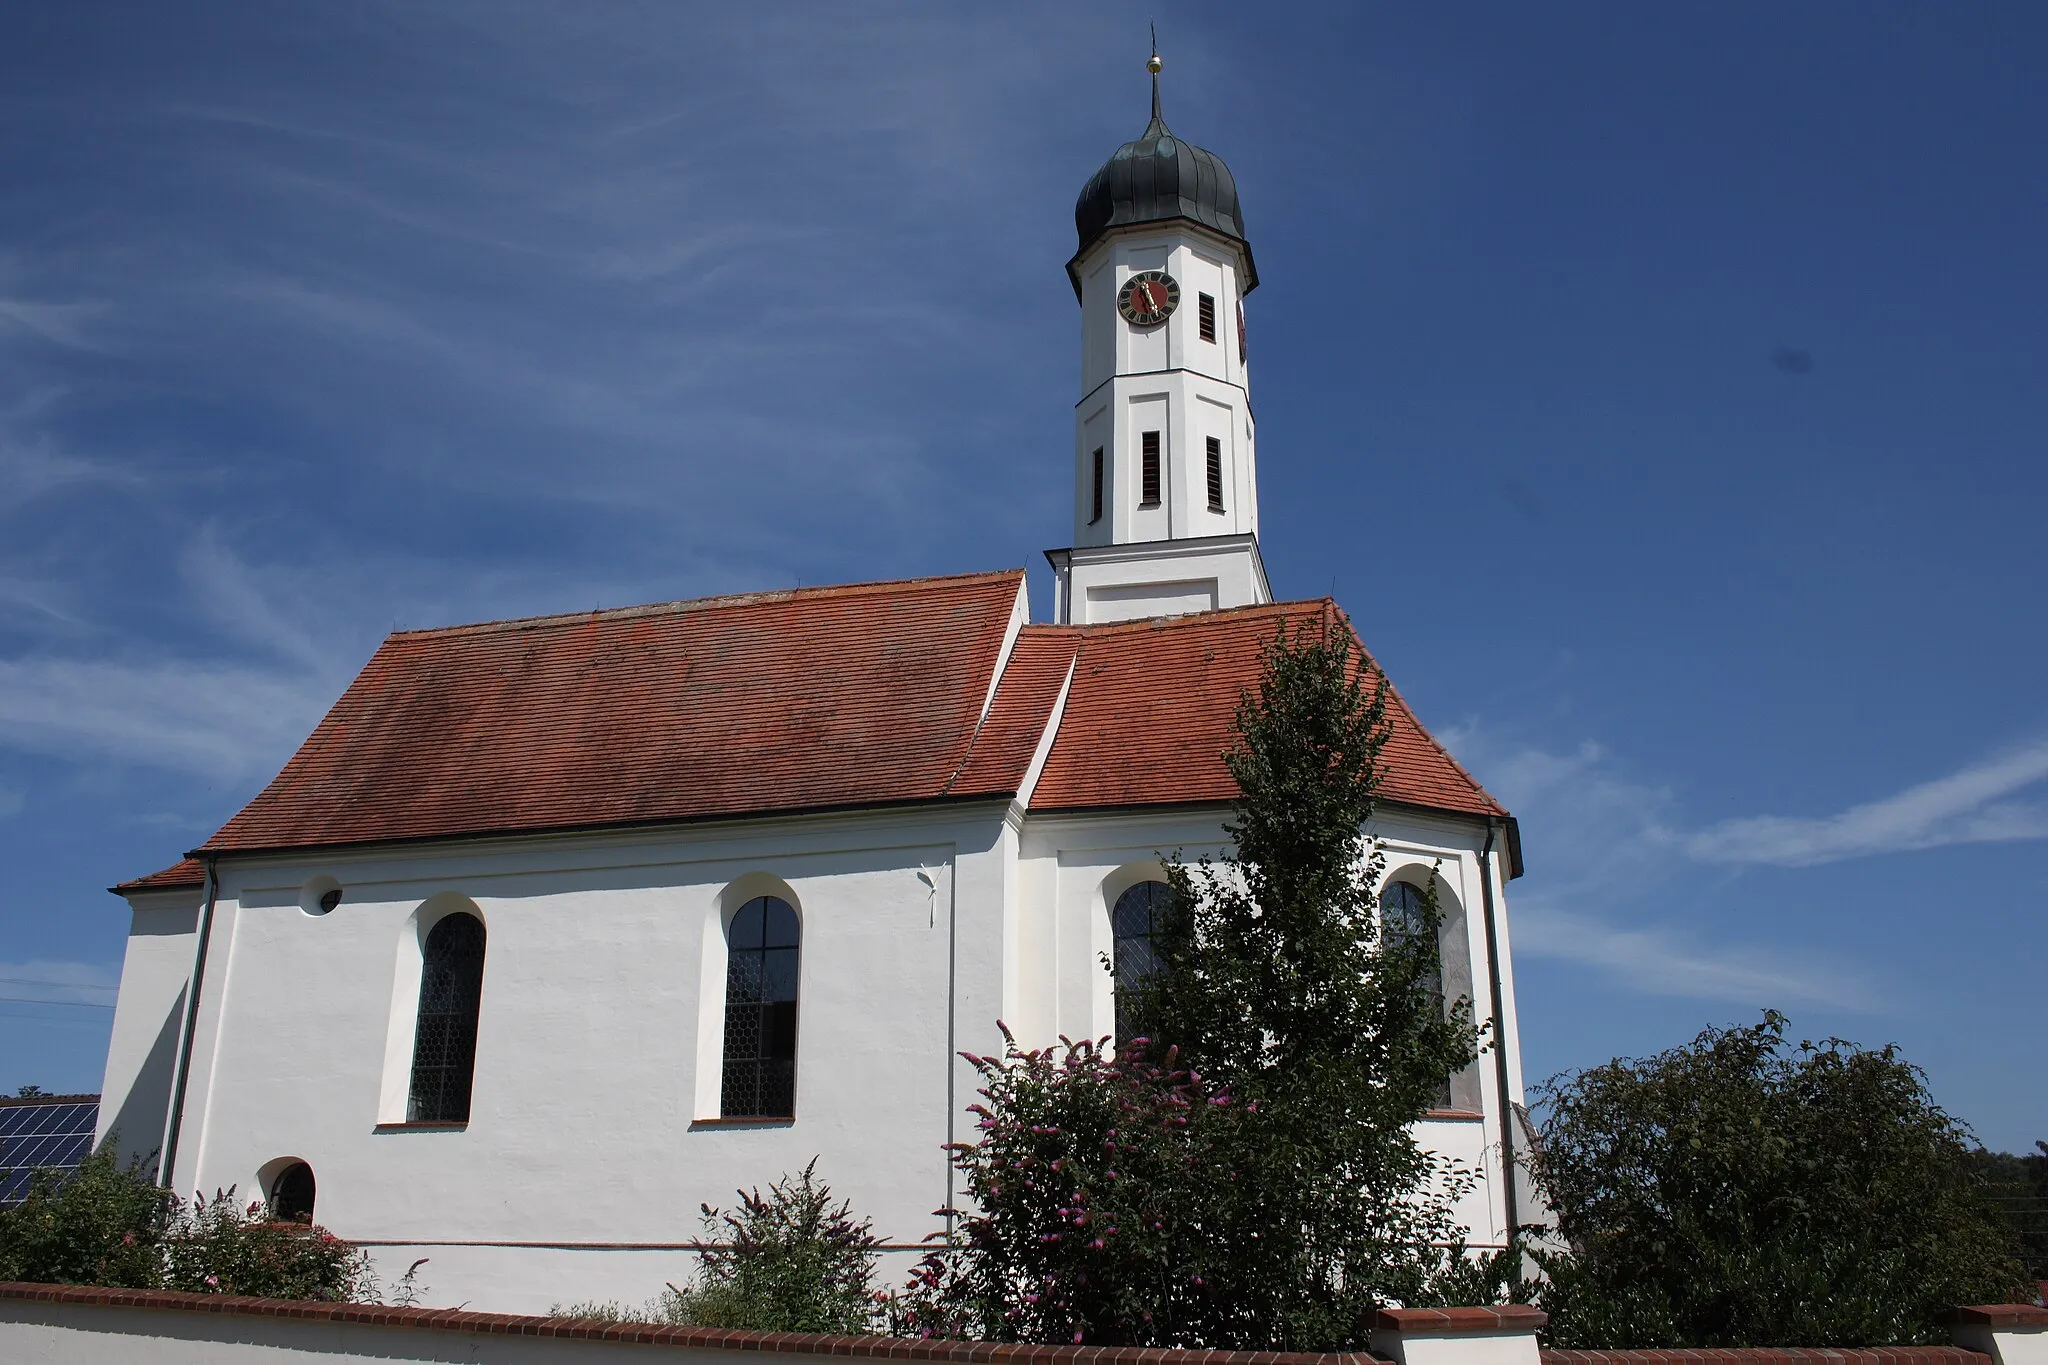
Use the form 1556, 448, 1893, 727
158, 1189, 373, 1301
682, 1159, 883, 1333
897, 1029, 1247, 1346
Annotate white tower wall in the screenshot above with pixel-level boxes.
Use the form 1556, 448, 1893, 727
1053, 224, 1270, 624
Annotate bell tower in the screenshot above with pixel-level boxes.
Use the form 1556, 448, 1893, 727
1048, 48, 1271, 625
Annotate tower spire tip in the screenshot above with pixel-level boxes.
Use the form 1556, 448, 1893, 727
1147, 23, 1163, 120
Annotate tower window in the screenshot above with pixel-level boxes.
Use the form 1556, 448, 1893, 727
1140, 431, 1161, 506
1206, 437, 1224, 513
1198, 293, 1217, 343
1090, 447, 1104, 524
722, 895, 800, 1119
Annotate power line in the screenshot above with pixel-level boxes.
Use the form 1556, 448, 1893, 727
0, 977, 116, 993
0, 995, 114, 1009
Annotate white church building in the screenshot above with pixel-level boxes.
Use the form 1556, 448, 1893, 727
95, 65, 1534, 1314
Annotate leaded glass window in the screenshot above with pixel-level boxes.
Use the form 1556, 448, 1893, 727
722, 895, 800, 1119
1112, 880, 1174, 1046
408, 912, 486, 1124
1382, 881, 1453, 1108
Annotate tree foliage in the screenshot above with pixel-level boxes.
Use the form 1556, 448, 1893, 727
1530, 1013, 2028, 1347
1964, 1142, 2048, 1282
906, 616, 1490, 1349
0, 1146, 374, 1301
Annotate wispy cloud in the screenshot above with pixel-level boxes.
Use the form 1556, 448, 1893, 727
1687, 739, 2048, 867
1457, 724, 1872, 1010
0, 655, 334, 781
1462, 724, 2048, 1010
1513, 904, 1876, 1011
0, 298, 110, 352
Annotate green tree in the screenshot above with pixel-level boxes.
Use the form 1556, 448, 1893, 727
1965, 1142, 2048, 1282
1530, 1013, 2028, 1347
907, 615, 1489, 1349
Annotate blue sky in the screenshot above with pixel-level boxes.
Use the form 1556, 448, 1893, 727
1, 3, 2042, 1151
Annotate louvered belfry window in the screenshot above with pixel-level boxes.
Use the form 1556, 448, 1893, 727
408, 913, 486, 1123
722, 896, 800, 1119
1206, 437, 1225, 512
1140, 430, 1161, 506
1198, 292, 1217, 343
1090, 447, 1105, 524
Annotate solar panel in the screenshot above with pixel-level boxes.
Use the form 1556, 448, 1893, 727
0, 1097, 101, 1206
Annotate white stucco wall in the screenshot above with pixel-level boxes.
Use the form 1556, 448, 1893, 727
95, 888, 203, 1173
101, 789, 1526, 1315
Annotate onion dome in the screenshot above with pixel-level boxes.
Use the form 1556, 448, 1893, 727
1068, 62, 1257, 297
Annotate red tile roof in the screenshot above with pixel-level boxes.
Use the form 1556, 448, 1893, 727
111, 858, 207, 894
112, 577, 1504, 889
198, 571, 1027, 855
947, 628, 1079, 798
1028, 600, 1505, 818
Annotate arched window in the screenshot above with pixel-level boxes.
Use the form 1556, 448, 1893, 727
1112, 880, 1174, 1046
1382, 881, 1452, 1108
268, 1161, 315, 1224
722, 896, 800, 1119
408, 912, 486, 1124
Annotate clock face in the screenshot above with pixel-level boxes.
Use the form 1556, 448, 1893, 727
1117, 270, 1180, 327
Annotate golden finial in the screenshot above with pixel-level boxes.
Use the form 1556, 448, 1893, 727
1148, 23, 1162, 74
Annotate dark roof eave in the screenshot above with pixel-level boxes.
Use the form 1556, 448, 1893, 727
1027, 793, 1512, 831
1065, 221, 1260, 302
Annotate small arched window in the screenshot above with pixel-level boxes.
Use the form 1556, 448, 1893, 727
1112, 880, 1175, 1046
408, 912, 486, 1124
723, 896, 800, 1119
268, 1161, 315, 1224
1382, 881, 1452, 1108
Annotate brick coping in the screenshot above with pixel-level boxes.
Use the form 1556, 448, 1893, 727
1378, 1307, 1548, 1335
3, 1283, 2033, 1362
1952, 1305, 2048, 1328
0, 1282, 1378, 1363
1541, 1352, 1989, 1365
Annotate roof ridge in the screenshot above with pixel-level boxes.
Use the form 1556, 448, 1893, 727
1060, 597, 1331, 637
389, 569, 1028, 640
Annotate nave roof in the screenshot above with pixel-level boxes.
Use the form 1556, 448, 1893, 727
115, 572, 1504, 892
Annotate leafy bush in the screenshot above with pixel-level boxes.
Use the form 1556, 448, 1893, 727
903, 617, 1493, 1350
0, 1144, 374, 1302
1530, 1013, 2028, 1347
549, 1292, 692, 1324
159, 1189, 373, 1301
680, 1160, 882, 1333
0, 1147, 168, 1288
1966, 1142, 2048, 1281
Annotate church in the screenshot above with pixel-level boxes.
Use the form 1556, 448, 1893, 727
93, 59, 1535, 1314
